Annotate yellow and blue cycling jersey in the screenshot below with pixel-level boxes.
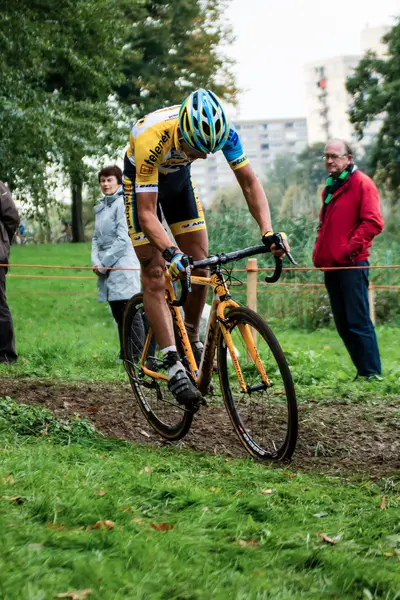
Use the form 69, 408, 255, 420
123, 104, 249, 246
125, 105, 249, 193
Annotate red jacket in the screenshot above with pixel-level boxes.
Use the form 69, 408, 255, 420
312, 170, 384, 268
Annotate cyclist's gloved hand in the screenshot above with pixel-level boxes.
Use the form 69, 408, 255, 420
169, 253, 186, 279
163, 246, 189, 280
262, 231, 289, 256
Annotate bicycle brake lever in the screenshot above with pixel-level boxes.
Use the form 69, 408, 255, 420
275, 241, 297, 266
285, 250, 297, 265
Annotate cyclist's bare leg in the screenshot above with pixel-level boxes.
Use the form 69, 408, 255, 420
134, 244, 175, 349
175, 228, 208, 331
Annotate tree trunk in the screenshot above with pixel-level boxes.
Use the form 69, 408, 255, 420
71, 175, 85, 242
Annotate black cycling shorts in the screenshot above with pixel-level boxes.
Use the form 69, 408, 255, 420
123, 155, 206, 247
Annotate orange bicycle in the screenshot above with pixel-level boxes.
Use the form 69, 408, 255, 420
123, 243, 298, 461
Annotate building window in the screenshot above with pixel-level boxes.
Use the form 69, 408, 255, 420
285, 122, 294, 128
261, 143, 269, 150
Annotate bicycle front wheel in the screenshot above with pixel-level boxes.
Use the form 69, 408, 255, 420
218, 306, 298, 461
123, 294, 194, 441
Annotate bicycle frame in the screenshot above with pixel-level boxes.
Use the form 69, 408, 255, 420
138, 268, 271, 396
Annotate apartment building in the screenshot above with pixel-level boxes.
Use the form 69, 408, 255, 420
304, 26, 389, 147
190, 117, 308, 206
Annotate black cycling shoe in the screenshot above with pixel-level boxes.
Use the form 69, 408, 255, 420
168, 369, 203, 409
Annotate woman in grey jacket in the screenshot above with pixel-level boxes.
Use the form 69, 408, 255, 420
92, 166, 141, 358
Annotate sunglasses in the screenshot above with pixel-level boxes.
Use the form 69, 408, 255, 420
322, 153, 349, 160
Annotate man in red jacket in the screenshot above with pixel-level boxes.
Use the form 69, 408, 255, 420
312, 139, 384, 379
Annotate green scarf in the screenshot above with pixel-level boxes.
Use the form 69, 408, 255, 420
323, 164, 357, 205
321, 164, 357, 221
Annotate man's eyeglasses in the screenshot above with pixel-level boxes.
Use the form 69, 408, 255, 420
322, 153, 349, 160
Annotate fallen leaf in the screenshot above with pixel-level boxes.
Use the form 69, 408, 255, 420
54, 589, 93, 600
97, 490, 107, 497
201, 507, 209, 512
140, 430, 150, 438
380, 496, 387, 510
383, 552, 395, 557
281, 473, 296, 479
87, 405, 99, 415
48, 521, 65, 531
3, 474, 15, 485
88, 520, 115, 530
132, 517, 145, 524
139, 466, 153, 474
260, 489, 273, 495
323, 345, 331, 350
209, 486, 221, 493
235, 490, 242, 497
9, 496, 24, 505
238, 538, 259, 547
150, 522, 174, 531
318, 533, 337, 545
120, 507, 134, 514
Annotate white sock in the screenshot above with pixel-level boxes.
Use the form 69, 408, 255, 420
161, 345, 177, 356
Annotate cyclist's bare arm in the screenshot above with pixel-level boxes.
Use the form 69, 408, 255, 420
234, 164, 290, 254
137, 191, 175, 253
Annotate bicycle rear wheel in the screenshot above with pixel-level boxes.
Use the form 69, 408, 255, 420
123, 293, 194, 441
218, 306, 298, 461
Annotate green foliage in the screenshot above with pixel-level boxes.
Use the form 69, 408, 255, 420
346, 18, 400, 193
296, 143, 327, 193
0, 396, 97, 443
116, 0, 238, 112
0, 0, 238, 238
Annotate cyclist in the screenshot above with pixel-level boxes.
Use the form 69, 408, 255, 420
123, 88, 289, 406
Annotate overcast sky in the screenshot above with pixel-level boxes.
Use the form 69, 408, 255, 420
224, 0, 399, 120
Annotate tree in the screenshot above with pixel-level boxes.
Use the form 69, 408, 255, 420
116, 0, 238, 112
0, 0, 126, 240
346, 18, 400, 194
296, 143, 326, 193
0, 0, 238, 241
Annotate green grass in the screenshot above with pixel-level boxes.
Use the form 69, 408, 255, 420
0, 397, 399, 600
6, 243, 125, 381
3, 243, 400, 400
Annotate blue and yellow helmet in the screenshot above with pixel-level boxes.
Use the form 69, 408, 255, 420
179, 89, 230, 153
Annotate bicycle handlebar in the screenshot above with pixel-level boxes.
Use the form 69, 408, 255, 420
172, 243, 297, 306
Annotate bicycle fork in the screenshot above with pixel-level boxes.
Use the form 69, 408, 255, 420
217, 302, 272, 393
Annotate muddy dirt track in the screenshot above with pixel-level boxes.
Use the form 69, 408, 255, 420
1, 378, 399, 477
